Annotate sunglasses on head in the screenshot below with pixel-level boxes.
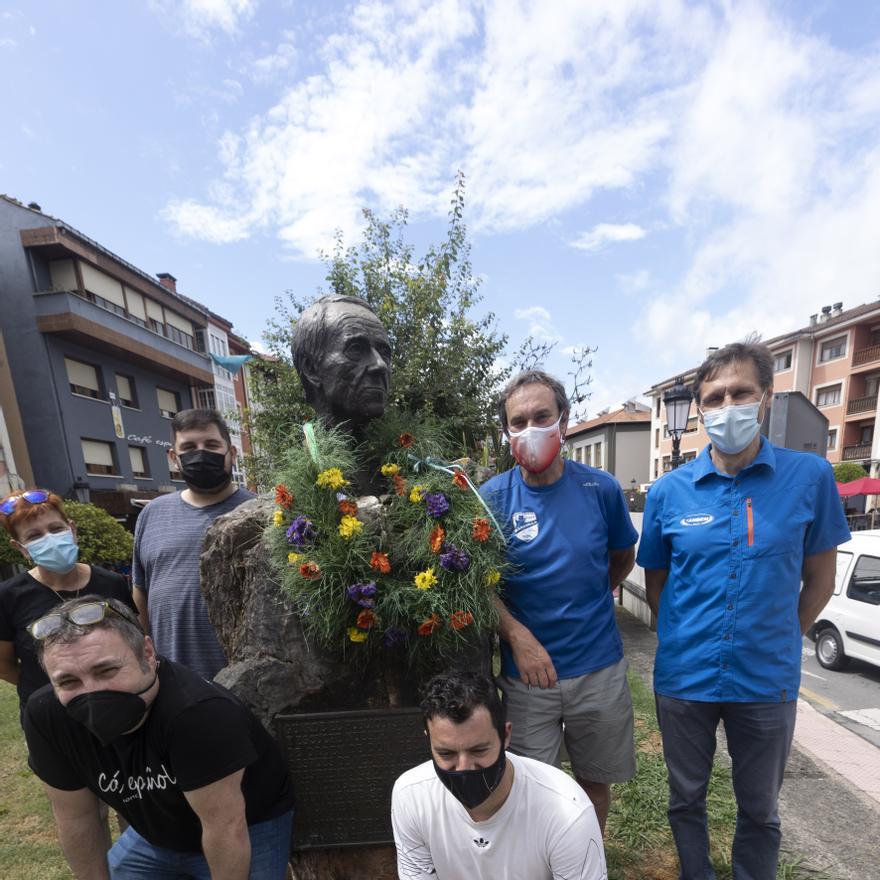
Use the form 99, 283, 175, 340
0, 490, 50, 516
27, 601, 139, 641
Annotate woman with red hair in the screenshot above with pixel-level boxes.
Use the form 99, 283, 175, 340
0, 489, 136, 719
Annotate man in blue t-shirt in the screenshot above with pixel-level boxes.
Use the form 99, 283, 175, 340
480, 370, 639, 833
638, 341, 850, 880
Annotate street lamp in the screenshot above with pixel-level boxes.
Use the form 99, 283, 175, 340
663, 376, 693, 470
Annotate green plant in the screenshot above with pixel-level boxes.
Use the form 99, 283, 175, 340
832, 461, 867, 483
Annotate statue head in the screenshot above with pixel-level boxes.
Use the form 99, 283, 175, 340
292, 295, 392, 429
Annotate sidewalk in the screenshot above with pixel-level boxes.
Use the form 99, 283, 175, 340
616, 606, 880, 880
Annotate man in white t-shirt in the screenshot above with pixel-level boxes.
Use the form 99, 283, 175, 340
391, 671, 607, 880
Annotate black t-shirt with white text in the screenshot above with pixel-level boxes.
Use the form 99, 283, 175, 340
0, 567, 136, 709
24, 658, 295, 852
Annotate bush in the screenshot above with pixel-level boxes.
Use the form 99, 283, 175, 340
833, 462, 867, 483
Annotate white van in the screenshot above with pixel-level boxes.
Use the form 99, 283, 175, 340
811, 531, 880, 672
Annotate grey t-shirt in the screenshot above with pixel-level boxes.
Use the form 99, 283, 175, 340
132, 489, 254, 680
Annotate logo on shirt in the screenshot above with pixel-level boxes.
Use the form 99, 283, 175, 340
680, 513, 715, 527
512, 511, 539, 542
473, 837, 490, 848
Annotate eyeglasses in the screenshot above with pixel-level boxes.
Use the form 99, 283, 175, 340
0, 490, 50, 516
27, 601, 138, 640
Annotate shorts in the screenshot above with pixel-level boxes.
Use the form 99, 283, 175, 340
497, 657, 636, 784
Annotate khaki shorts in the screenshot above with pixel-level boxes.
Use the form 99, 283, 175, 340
498, 657, 636, 784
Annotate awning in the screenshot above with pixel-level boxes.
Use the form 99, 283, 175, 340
836, 477, 880, 497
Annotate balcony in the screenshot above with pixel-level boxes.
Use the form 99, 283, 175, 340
853, 345, 880, 368
847, 395, 877, 416
842, 442, 873, 461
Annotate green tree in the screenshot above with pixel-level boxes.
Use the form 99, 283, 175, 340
833, 462, 868, 483
0, 501, 133, 567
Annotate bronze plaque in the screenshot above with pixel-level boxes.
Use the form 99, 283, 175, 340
276, 707, 428, 850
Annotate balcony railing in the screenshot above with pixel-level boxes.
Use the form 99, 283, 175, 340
842, 442, 873, 461
853, 344, 880, 367
847, 395, 877, 416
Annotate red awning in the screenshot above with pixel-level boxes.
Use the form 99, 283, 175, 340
836, 477, 880, 497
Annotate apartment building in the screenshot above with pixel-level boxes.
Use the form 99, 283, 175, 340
0, 195, 248, 519
646, 300, 880, 479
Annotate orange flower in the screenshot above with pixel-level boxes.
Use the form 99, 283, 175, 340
450, 610, 474, 630
452, 471, 468, 490
472, 518, 491, 542
275, 484, 294, 509
392, 474, 407, 496
338, 499, 358, 517
299, 561, 321, 580
356, 609, 376, 630
399, 432, 416, 449
418, 614, 442, 636
429, 525, 445, 554
370, 551, 391, 574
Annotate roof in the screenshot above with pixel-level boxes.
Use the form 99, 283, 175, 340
567, 406, 652, 437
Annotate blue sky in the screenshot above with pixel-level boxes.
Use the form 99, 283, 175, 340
2, 0, 880, 421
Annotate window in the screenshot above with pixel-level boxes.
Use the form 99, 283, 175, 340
129, 446, 149, 479
166, 325, 195, 350
654, 458, 659, 479
148, 317, 166, 336
860, 425, 874, 445
848, 554, 880, 606
115, 374, 137, 408
655, 428, 659, 447
816, 384, 842, 407
872, 328, 880, 346
655, 397, 661, 418
820, 336, 847, 362
584, 445, 592, 467
81, 439, 117, 475
65, 358, 102, 399
774, 350, 792, 372
157, 388, 179, 419
196, 387, 216, 410
594, 443, 603, 469
827, 428, 838, 451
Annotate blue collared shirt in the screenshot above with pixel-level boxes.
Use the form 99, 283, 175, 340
637, 438, 850, 702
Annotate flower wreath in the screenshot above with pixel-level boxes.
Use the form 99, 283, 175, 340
268, 417, 505, 664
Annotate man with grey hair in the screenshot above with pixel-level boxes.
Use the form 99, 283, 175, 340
23, 596, 295, 879
638, 340, 850, 879
479, 370, 638, 833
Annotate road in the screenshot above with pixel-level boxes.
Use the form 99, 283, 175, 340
800, 636, 880, 749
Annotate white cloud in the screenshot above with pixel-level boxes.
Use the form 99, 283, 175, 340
513, 306, 560, 342
0, 37, 16, 49
162, 199, 252, 243
247, 31, 297, 82
570, 223, 646, 252
150, 0, 257, 39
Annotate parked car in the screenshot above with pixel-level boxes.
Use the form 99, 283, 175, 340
810, 531, 880, 672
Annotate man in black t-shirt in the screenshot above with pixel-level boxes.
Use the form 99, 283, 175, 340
23, 596, 294, 879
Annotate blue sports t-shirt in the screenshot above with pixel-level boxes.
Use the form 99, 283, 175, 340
480, 461, 638, 680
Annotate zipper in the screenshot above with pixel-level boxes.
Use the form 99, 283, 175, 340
746, 497, 754, 547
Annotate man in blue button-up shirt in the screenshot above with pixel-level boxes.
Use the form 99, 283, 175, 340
638, 341, 849, 880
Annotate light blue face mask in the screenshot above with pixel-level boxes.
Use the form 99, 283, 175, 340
700, 396, 764, 455
24, 529, 80, 573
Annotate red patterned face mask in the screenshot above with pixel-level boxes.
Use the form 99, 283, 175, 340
508, 416, 563, 474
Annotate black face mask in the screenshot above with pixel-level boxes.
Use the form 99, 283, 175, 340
65, 669, 158, 747
177, 449, 231, 492
432, 746, 507, 810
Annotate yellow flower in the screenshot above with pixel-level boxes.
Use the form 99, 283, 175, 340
347, 627, 368, 643
273, 510, 284, 527
338, 515, 364, 539
316, 468, 348, 490
380, 463, 400, 477
484, 569, 501, 587
287, 552, 303, 565
414, 567, 438, 590
409, 485, 426, 503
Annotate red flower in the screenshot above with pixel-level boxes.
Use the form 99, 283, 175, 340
450, 610, 474, 630
299, 561, 321, 580
392, 474, 407, 496
453, 471, 468, 490
356, 609, 376, 630
429, 525, 445, 554
370, 551, 391, 574
398, 432, 416, 449
472, 518, 491, 542
418, 614, 442, 636
275, 484, 294, 509
338, 499, 358, 517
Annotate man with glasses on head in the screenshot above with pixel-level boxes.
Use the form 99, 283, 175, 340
23, 596, 294, 879
638, 340, 850, 880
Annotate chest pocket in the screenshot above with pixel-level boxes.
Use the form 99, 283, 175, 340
745, 487, 808, 559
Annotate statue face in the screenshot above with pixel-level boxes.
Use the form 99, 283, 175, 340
317, 302, 392, 424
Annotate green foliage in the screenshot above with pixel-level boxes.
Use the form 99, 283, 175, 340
832, 462, 867, 483
0, 501, 133, 567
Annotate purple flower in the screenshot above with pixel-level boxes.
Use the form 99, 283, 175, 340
439, 543, 471, 572
383, 627, 409, 647
424, 492, 450, 519
286, 515, 316, 547
346, 582, 377, 608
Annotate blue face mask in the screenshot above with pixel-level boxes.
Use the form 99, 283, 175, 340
24, 529, 79, 573
700, 396, 764, 455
